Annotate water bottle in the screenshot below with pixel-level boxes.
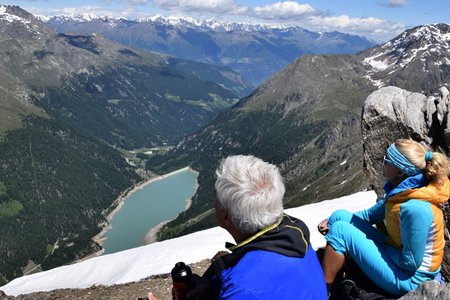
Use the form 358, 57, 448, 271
171, 262, 195, 300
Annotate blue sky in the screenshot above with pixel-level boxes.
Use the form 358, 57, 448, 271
1, 0, 449, 41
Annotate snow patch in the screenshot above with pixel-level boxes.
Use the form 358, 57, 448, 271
0, 191, 377, 296
363, 51, 391, 71
0, 6, 31, 24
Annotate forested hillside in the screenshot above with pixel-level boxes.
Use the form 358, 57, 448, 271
0, 117, 140, 284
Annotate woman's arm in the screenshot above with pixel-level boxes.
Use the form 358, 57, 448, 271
398, 200, 433, 272
354, 199, 385, 225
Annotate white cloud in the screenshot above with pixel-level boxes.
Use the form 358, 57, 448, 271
152, 0, 245, 14
251, 1, 318, 20
305, 15, 406, 41
149, 1, 403, 41
380, 0, 409, 8
122, 0, 149, 5
27, 6, 137, 19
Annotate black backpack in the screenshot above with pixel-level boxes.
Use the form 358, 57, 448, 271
317, 248, 398, 300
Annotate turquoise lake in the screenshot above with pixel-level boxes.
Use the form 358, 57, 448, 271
102, 168, 198, 254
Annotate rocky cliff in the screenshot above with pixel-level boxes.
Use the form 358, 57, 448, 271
362, 85, 449, 196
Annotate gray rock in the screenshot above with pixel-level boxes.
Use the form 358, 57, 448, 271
399, 280, 450, 300
361, 86, 430, 197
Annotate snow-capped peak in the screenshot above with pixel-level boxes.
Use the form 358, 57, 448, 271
364, 24, 449, 71
45, 13, 108, 23
0, 5, 31, 24
362, 23, 450, 87
45, 13, 298, 33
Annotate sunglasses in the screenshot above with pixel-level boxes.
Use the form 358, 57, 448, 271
383, 155, 394, 166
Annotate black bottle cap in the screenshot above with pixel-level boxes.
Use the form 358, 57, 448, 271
171, 262, 192, 281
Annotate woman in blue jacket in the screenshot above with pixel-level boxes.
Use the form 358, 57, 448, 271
319, 139, 449, 296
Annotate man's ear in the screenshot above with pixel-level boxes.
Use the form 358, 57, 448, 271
223, 208, 231, 223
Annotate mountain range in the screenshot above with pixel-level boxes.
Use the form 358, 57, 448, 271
44, 14, 376, 86
1, 5, 254, 149
147, 23, 450, 240
0, 4, 250, 284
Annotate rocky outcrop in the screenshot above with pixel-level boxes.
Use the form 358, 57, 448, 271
399, 280, 450, 300
362, 85, 449, 197
361, 85, 450, 297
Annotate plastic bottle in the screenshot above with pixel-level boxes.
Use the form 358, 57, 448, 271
171, 262, 195, 300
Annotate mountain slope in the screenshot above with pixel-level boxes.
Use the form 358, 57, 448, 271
1, 5, 251, 148
360, 23, 450, 93
0, 6, 146, 284
0, 71, 46, 134
0, 116, 141, 285
45, 15, 375, 86
147, 23, 450, 240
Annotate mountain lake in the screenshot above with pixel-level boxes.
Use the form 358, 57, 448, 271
102, 168, 198, 254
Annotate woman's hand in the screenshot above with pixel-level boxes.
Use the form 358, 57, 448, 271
317, 219, 329, 236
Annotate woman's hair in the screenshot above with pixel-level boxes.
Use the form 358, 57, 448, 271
395, 139, 449, 185
214, 155, 284, 234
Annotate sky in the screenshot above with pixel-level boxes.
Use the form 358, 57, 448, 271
1, 191, 377, 296
1, 0, 449, 42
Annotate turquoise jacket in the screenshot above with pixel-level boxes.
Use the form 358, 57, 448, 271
356, 174, 448, 275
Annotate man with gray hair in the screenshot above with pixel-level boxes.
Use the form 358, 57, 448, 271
146, 155, 327, 299
196, 155, 327, 299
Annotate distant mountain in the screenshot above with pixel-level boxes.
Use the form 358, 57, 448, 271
147, 23, 450, 240
44, 15, 376, 86
360, 23, 450, 93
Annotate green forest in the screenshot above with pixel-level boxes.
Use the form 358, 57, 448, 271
0, 116, 140, 284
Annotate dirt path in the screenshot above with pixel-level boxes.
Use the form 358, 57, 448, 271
0, 260, 211, 300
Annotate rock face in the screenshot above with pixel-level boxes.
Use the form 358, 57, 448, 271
399, 280, 450, 300
361, 85, 450, 297
362, 86, 449, 197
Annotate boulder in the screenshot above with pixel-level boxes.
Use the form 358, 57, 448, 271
399, 280, 450, 300
361, 86, 432, 197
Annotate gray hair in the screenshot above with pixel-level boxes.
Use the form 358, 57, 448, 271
214, 155, 285, 234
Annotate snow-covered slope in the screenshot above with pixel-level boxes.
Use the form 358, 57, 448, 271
361, 23, 450, 90
0, 191, 377, 296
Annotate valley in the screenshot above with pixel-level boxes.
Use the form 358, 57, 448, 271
0, 3, 449, 288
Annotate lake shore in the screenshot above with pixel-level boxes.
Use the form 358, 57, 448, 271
91, 166, 199, 252
142, 168, 198, 245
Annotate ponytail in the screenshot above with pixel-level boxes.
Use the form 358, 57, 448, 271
395, 139, 449, 185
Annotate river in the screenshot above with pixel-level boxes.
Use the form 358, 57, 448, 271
101, 168, 198, 254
